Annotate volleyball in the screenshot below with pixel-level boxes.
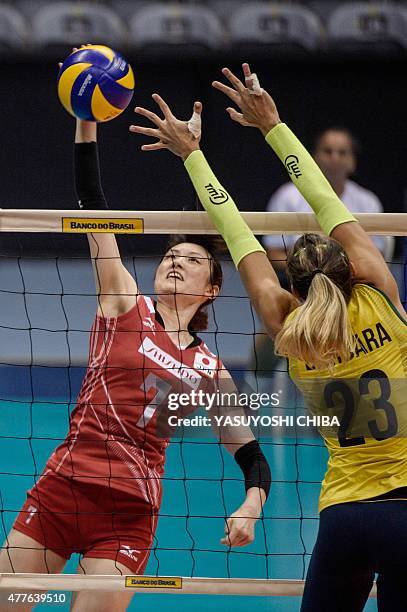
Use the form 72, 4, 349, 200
57, 45, 135, 122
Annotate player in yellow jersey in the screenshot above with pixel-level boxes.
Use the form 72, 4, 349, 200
130, 64, 407, 611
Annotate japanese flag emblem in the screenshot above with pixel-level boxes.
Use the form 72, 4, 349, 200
193, 352, 217, 378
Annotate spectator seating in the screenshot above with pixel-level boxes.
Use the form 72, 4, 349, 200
327, 2, 407, 53
228, 2, 323, 56
31, 1, 126, 53
0, 4, 28, 52
128, 2, 224, 54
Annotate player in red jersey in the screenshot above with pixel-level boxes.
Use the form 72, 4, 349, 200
0, 114, 271, 609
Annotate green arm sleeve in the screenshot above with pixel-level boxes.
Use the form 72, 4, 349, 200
265, 123, 356, 236
184, 150, 265, 268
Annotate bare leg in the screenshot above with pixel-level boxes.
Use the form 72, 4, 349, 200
0, 528, 67, 611
70, 557, 135, 612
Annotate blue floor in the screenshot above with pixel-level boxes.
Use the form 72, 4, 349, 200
0, 398, 378, 611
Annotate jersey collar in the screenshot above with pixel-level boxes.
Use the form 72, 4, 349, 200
153, 301, 202, 349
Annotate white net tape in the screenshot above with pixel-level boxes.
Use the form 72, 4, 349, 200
0, 210, 405, 235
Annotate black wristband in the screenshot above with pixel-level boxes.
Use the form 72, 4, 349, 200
74, 142, 108, 210
234, 440, 271, 499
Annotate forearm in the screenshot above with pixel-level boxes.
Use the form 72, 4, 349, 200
265, 123, 356, 236
74, 123, 107, 210
245, 486, 267, 511
184, 150, 265, 267
73, 122, 131, 302
234, 439, 271, 504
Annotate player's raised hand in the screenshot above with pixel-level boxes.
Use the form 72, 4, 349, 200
212, 63, 281, 136
130, 94, 202, 161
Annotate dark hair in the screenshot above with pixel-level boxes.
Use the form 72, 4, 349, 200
275, 233, 355, 369
164, 234, 225, 332
312, 127, 361, 158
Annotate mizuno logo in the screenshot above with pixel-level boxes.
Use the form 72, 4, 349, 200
120, 545, 140, 562
143, 317, 156, 334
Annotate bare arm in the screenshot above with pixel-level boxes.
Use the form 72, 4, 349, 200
212, 368, 255, 454
212, 370, 271, 546
212, 63, 405, 318
238, 252, 298, 339
75, 120, 138, 317
130, 94, 296, 337
331, 223, 405, 317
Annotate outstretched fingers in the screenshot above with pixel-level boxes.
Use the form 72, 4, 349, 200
221, 67, 246, 93
193, 100, 202, 114
129, 125, 161, 139
187, 100, 202, 139
212, 80, 240, 103
226, 107, 245, 124
59, 46, 78, 68
141, 142, 167, 152
152, 93, 173, 119
133, 106, 162, 127
242, 63, 252, 78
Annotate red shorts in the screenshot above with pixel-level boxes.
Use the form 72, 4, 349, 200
13, 470, 158, 574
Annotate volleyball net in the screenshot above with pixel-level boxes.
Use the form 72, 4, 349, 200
0, 210, 405, 602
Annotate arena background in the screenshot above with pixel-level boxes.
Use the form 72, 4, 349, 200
1, 2, 407, 611
1, 57, 406, 219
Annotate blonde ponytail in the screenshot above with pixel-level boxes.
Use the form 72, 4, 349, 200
275, 272, 354, 369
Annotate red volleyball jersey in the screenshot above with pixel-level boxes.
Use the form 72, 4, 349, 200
46, 295, 222, 507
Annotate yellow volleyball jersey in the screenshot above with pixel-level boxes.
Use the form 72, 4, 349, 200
288, 284, 407, 512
